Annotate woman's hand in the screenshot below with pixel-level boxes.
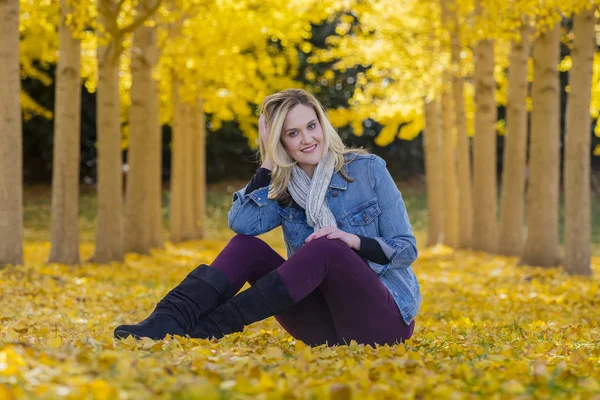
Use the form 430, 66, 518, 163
258, 114, 273, 170
305, 226, 361, 250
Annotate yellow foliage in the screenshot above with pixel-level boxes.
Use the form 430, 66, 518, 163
20, 92, 52, 121
397, 116, 424, 141
559, 55, 572, 72
1, 235, 600, 397
374, 123, 399, 147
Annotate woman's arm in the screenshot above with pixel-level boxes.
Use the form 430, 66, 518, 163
228, 168, 281, 236
245, 167, 271, 193
369, 156, 418, 273
355, 235, 391, 265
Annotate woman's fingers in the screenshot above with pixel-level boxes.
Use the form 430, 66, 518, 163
306, 226, 337, 242
326, 230, 341, 239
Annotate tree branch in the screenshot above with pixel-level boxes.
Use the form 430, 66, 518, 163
121, 0, 163, 35
117, 0, 127, 14
97, 0, 117, 19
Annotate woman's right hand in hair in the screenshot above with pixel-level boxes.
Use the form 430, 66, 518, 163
259, 114, 273, 170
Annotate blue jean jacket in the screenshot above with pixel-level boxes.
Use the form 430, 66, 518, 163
227, 153, 421, 325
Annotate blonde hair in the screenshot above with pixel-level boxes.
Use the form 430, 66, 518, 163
258, 88, 368, 201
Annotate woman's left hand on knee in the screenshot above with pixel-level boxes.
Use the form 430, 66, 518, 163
305, 226, 360, 250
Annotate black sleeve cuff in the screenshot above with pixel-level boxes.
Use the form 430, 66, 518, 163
246, 168, 272, 194
355, 235, 390, 265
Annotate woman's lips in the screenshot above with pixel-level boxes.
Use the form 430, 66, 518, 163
301, 144, 317, 153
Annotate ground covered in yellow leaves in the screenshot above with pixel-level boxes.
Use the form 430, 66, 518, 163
1, 233, 600, 399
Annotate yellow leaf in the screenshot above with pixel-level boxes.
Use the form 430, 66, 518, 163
47, 337, 62, 349
264, 346, 284, 359
502, 380, 525, 394
0, 346, 25, 377
84, 379, 115, 400
258, 372, 276, 390
0, 384, 15, 400
295, 340, 307, 352
330, 382, 352, 400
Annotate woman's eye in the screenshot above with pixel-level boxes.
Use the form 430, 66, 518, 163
289, 131, 298, 137
308, 123, 316, 130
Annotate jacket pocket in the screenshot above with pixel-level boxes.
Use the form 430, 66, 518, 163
346, 198, 381, 236
277, 206, 307, 245
347, 199, 381, 225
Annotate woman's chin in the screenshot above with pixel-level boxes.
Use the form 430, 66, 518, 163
298, 156, 320, 166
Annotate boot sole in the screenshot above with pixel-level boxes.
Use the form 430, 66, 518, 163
114, 329, 142, 340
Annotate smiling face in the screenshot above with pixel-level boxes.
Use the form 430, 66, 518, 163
280, 104, 324, 178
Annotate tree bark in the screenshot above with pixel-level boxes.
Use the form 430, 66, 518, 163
440, 79, 459, 248
498, 25, 531, 256
181, 102, 195, 240
124, 18, 153, 254
193, 99, 207, 239
423, 99, 444, 246
147, 29, 163, 248
0, 0, 23, 266
449, 8, 472, 250
519, 23, 561, 267
48, 0, 82, 264
564, 9, 595, 275
439, 0, 459, 249
170, 78, 184, 243
472, 37, 497, 253
92, 12, 124, 263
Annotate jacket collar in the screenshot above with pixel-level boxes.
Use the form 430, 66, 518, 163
329, 164, 349, 190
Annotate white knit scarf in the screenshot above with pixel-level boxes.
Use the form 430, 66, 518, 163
287, 150, 337, 231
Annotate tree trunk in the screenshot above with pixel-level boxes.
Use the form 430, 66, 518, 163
440, 79, 459, 248
48, 0, 82, 265
193, 99, 207, 239
0, 0, 23, 266
147, 28, 163, 248
423, 99, 444, 246
170, 78, 184, 243
92, 13, 124, 263
449, 12, 472, 250
519, 23, 561, 267
124, 19, 153, 254
564, 9, 595, 276
472, 37, 497, 253
181, 102, 196, 240
498, 25, 531, 256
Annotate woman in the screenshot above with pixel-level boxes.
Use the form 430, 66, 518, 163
114, 89, 421, 347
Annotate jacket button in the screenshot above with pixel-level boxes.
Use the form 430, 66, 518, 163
290, 214, 294, 220
363, 213, 368, 222
332, 191, 339, 197
337, 221, 344, 227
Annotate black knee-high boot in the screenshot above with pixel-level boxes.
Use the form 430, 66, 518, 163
189, 269, 296, 339
114, 264, 234, 340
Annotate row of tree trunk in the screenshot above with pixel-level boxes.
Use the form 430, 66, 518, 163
0, 0, 206, 266
0, 0, 24, 266
423, 8, 595, 275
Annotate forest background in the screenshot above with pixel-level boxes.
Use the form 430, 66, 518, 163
2, 0, 600, 398
18, 10, 600, 184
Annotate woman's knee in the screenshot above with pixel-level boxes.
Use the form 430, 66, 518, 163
226, 234, 270, 253
223, 235, 283, 283
302, 236, 352, 258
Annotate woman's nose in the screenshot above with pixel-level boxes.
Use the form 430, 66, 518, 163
300, 131, 312, 144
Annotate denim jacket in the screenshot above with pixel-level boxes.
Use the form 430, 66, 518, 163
227, 153, 421, 325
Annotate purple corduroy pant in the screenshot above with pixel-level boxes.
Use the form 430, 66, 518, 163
210, 234, 415, 347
